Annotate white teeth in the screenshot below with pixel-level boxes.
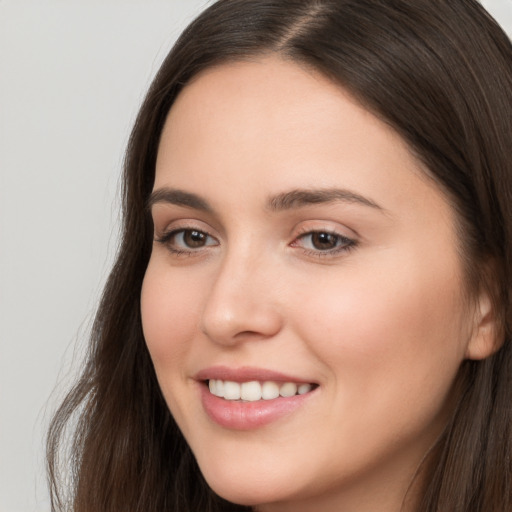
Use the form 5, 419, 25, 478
298, 383, 312, 395
208, 379, 314, 401
214, 379, 224, 397
209, 379, 226, 397
223, 381, 241, 400
279, 382, 297, 397
262, 381, 280, 400
241, 381, 262, 401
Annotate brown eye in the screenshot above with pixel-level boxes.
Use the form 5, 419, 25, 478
182, 230, 208, 248
157, 228, 218, 254
310, 232, 339, 250
292, 230, 355, 256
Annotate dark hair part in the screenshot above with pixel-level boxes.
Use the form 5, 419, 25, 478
47, 1, 512, 510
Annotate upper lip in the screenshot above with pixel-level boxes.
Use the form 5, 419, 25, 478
195, 365, 317, 384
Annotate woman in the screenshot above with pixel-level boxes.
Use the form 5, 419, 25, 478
47, 0, 512, 511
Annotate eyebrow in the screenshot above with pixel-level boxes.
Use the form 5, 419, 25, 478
146, 186, 384, 214
146, 188, 213, 213
266, 188, 384, 212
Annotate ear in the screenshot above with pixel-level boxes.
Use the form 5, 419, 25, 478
465, 288, 503, 360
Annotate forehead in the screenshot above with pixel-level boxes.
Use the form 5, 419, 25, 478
159, 57, 380, 149
154, 57, 450, 225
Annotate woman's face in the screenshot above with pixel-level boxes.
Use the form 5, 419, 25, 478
141, 57, 487, 511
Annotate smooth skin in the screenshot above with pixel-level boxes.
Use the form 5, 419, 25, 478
141, 57, 497, 512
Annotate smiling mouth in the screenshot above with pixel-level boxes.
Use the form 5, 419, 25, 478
207, 379, 318, 402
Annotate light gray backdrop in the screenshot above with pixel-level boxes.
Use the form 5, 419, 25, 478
1, 1, 511, 511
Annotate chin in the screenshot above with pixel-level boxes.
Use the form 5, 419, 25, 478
198, 458, 299, 508
204, 475, 270, 506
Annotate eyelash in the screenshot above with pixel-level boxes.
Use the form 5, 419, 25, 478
155, 227, 357, 258
291, 229, 357, 257
155, 227, 219, 256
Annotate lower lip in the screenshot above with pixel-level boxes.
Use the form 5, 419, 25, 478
199, 383, 316, 430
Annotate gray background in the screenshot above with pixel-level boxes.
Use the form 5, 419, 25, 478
1, 1, 511, 511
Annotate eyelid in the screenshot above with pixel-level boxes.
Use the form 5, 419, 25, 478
155, 221, 220, 256
154, 216, 217, 238
293, 217, 358, 236
292, 231, 355, 250
154, 219, 357, 258
290, 223, 358, 257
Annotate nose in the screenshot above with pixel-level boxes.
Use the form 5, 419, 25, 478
200, 248, 283, 346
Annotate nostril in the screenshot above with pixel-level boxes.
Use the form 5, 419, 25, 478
199, 270, 283, 345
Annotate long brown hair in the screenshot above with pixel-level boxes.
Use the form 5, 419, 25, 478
47, 1, 512, 510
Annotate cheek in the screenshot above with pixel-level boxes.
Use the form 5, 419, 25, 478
140, 259, 202, 368
295, 253, 469, 421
